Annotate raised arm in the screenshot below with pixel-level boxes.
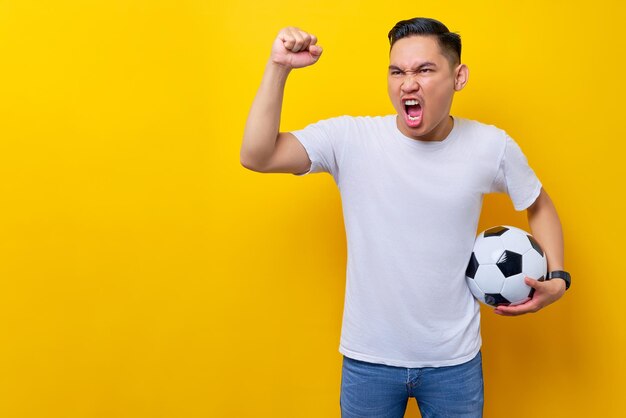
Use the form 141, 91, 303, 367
240, 27, 323, 174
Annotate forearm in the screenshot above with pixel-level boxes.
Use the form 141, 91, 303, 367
240, 60, 291, 168
527, 191, 564, 272
495, 191, 566, 315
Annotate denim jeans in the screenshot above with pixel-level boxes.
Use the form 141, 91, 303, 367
340, 350, 483, 418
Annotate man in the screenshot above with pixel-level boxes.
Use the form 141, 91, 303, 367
240, 17, 569, 418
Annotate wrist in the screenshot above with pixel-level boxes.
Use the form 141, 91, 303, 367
267, 59, 293, 77
546, 270, 571, 290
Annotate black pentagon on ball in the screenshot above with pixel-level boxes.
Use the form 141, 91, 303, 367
496, 250, 522, 277
466, 252, 479, 279
484, 226, 509, 237
484, 293, 512, 307
527, 235, 545, 257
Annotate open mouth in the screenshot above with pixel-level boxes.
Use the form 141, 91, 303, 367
403, 99, 423, 126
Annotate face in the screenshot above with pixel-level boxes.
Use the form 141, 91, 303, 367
387, 35, 468, 141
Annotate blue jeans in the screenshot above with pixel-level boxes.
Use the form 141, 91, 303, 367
340, 350, 484, 418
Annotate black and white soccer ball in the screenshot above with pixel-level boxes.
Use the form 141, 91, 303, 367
465, 225, 547, 307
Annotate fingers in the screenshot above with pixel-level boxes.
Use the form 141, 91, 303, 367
493, 276, 565, 316
494, 300, 541, 316
279, 27, 318, 53
494, 278, 538, 316
525, 277, 544, 289
309, 44, 323, 56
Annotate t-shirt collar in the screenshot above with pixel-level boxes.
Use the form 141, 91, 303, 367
391, 114, 460, 150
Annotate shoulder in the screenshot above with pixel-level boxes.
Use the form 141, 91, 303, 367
304, 114, 395, 133
341, 114, 398, 132
298, 114, 373, 129
326, 114, 394, 125
456, 116, 508, 139
455, 116, 510, 151
453, 117, 511, 163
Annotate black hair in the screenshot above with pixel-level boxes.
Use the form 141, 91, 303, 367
388, 17, 461, 69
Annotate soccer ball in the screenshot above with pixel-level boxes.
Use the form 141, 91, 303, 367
465, 225, 547, 307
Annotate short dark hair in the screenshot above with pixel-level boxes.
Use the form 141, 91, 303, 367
388, 17, 461, 69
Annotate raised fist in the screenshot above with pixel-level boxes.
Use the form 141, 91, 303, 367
271, 27, 323, 69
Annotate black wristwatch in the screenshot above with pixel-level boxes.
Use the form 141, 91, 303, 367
546, 270, 571, 290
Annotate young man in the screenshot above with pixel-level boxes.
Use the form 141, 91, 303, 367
241, 17, 569, 418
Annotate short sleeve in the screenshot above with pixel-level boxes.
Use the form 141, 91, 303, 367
489, 134, 543, 211
290, 116, 348, 179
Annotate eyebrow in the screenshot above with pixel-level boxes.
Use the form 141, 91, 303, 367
388, 62, 438, 71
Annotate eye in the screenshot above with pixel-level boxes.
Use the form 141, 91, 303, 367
390, 70, 402, 75
420, 69, 432, 73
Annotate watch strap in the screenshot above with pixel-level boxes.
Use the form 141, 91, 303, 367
546, 270, 571, 290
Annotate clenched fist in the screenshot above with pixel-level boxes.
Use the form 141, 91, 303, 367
271, 27, 323, 69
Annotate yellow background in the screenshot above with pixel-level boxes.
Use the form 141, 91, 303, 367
0, 0, 624, 417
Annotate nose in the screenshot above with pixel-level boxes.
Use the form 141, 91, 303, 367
401, 73, 420, 93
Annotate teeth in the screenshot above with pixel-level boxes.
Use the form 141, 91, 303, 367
404, 99, 419, 105
408, 115, 421, 121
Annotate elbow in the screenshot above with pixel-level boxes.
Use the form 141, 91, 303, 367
240, 153, 265, 173
240, 157, 257, 172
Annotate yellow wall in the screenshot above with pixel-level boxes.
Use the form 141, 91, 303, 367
0, 0, 624, 417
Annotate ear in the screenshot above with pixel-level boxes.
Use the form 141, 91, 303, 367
453, 64, 469, 91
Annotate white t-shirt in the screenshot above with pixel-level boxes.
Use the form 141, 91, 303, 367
291, 114, 542, 368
